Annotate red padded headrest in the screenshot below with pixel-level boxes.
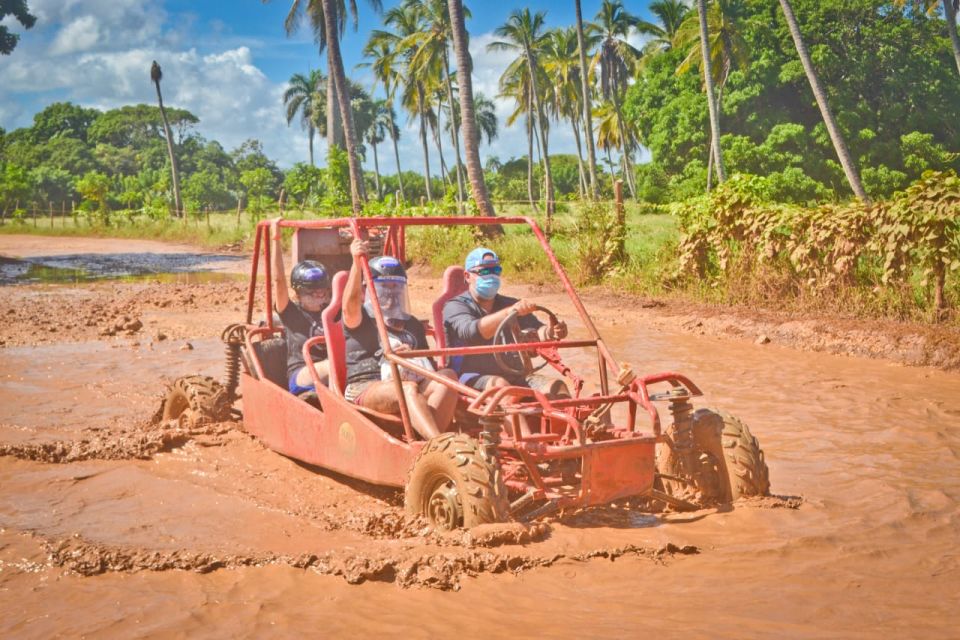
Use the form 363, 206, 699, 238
431, 265, 467, 367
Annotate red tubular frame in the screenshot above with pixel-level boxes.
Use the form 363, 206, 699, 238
244, 216, 707, 509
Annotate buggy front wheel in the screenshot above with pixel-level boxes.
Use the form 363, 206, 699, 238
404, 433, 510, 530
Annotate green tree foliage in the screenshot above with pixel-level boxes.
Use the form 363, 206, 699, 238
283, 162, 326, 208
0, 0, 36, 55
76, 171, 112, 224
625, 0, 960, 202
0, 101, 243, 216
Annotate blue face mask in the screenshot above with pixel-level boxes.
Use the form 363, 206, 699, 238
474, 274, 501, 300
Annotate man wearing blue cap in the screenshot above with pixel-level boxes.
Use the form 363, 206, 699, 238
270, 218, 331, 396
442, 247, 568, 392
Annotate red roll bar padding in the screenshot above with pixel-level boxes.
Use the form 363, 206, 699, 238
322, 271, 349, 394
431, 265, 467, 368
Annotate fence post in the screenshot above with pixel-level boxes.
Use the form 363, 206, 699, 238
614, 179, 626, 262
61, 201, 66, 227
236, 199, 242, 228
49, 202, 54, 228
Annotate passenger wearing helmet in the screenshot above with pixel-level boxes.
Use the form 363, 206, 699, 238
270, 218, 331, 395
443, 247, 568, 393
342, 237, 458, 439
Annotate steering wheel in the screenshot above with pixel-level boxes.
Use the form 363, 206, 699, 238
492, 305, 561, 377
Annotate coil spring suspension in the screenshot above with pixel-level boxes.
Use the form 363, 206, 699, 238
668, 393, 696, 474
479, 414, 503, 463
221, 324, 247, 399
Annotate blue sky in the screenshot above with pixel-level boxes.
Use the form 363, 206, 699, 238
1, 1, 654, 172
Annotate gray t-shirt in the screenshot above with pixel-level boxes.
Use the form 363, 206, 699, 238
279, 301, 326, 379
442, 291, 541, 379
343, 307, 428, 385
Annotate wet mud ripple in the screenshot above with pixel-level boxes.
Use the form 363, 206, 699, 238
39, 534, 699, 590
0, 420, 234, 464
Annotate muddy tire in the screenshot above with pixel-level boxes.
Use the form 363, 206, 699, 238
404, 433, 510, 530
161, 375, 232, 428
711, 410, 770, 500
688, 409, 770, 501
658, 408, 769, 506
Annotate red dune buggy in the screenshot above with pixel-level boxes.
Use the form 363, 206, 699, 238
162, 216, 770, 529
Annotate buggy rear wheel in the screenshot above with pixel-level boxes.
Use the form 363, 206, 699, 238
161, 375, 232, 428
404, 433, 510, 530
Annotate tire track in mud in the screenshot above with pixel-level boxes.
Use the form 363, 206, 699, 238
32, 531, 699, 590
0, 420, 234, 464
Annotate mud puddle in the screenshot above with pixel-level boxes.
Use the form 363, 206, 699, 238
0, 252, 245, 285
2, 236, 960, 636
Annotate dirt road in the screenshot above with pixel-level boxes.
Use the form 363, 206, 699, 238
1, 235, 958, 638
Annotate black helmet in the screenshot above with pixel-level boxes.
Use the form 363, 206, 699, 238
290, 260, 330, 291
368, 255, 406, 281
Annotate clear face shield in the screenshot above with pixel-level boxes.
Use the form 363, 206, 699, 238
364, 276, 410, 328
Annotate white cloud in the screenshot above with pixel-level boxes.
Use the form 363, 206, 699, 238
1, 3, 642, 177
49, 15, 101, 55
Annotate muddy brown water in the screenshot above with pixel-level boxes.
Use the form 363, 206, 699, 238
1, 237, 959, 637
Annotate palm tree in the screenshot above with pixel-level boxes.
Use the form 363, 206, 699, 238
365, 100, 391, 199
696, 0, 726, 185
150, 61, 183, 218
361, 36, 406, 201
592, 0, 641, 198
283, 69, 325, 166
320, 0, 365, 212
371, 2, 435, 200
271, 0, 383, 152
404, 0, 467, 206
499, 57, 540, 211
777, 0, 868, 201
574, 0, 600, 198
593, 100, 639, 190
637, 0, 691, 58
673, 0, 747, 187
471, 93, 499, 146
544, 27, 596, 198
491, 9, 556, 221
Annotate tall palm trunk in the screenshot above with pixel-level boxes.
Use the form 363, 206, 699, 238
526, 52, 555, 222
574, 0, 599, 198
389, 110, 406, 202
526, 112, 538, 212
372, 139, 382, 200
321, 0, 364, 212
612, 96, 637, 199
432, 118, 450, 187
942, 0, 960, 78
447, 0, 496, 216
308, 125, 315, 166
571, 115, 587, 198
778, 0, 868, 201
441, 51, 465, 206
325, 6, 345, 150
416, 83, 433, 201
697, 0, 726, 184
150, 61, 183, 218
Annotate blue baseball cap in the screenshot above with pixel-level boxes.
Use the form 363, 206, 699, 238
464, 247, 500, 271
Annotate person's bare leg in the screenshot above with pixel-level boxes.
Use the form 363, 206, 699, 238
421, 369, 458, 432
295, 361, 330, 387
360, 380, 442, 440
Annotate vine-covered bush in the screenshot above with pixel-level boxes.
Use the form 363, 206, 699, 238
675, 171, 960, 316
